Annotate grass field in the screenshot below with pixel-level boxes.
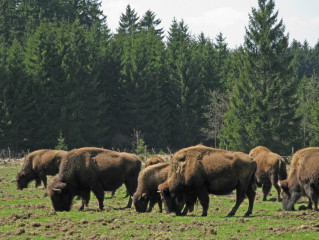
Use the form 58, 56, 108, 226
0, 159, 318, 239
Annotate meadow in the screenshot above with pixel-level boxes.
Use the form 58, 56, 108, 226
0, 158, 318, 239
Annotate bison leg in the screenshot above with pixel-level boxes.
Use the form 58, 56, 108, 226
271, 174, 281, 202
41, 176, 48, 189
244, 184, 256, 217
35, 178, 41, 188
125, 196, 133, 208
273, 183, 281, 202
158, 201, 163, 213
304, 185, 318, 211
228, 187, 246, 217
92, 186, 105, 210
79, 190, 91, 211
147, 199, 156, 212
197, 190, 209, 216
262, 184, 271, 201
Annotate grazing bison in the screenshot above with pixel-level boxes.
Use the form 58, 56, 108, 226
48, 147, 141, 211
279, 147, 319, 211
16, 149, 67, 190
249, 146, 287, 201
144, 156, 165, 168
133, 162, 170, 213
158, 145, 256, 217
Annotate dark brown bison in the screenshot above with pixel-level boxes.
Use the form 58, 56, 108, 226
133, 162, 170, 213
144, 156, 165, 168
16, 149, 67, 190
158, 145, 256, 217
48, 147, 141, 211
279, 147, 319, 211
249, 146, 287, 201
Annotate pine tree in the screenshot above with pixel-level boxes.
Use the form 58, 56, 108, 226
166, 19, 204, 147
221, 0, 300, 154
114, 26, 170, 149
117, 5, 139, 35
139, 10, 164, 37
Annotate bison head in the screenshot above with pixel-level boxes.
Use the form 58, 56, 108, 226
48, 180, 73, 211
133, 192, 148, 212
279, 180, 297, 211
158, 182, 185, 216
16, 172, 28, 190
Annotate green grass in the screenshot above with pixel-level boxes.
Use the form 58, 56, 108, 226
1, 161, 318, 239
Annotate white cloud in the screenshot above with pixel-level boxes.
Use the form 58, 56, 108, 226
186, 7, 246, 29
310, 16, 319, 26
101, 0, 129, 31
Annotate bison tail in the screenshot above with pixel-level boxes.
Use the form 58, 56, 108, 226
278, 160, 288, 181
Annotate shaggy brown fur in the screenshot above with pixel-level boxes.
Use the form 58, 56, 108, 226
249, 146, 287, 201
16, 149, 67, 189
159, 145, 256, 217
279, 147, 319, 211
48, 147, 141, 211
144, 156, 165, 168
133, 162, 170, 213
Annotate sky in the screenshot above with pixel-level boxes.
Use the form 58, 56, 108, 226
100, 0, 319, 49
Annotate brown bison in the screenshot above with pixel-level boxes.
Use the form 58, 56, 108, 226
133, 162, 170, 213
48, 147, 141, 211
279, 147, 319, 211
158, 145, 256, 217
144, 156, 165, 168
249, 146, 287, 201
16, 149, 67, 190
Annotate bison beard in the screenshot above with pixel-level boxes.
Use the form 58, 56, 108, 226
48, 147, 141, 211
158, 145, 257, 217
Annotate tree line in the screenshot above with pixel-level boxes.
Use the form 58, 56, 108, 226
0, 0, 318, 155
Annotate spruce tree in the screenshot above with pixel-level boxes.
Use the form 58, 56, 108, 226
221, 0, 300, 154
166, 19, 204, 147
139, 10, 164, 37
117, 5, 139, 35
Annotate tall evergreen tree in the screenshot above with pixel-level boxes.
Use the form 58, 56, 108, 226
114, 27, 170, 149
214, 32, 232, 91
166, 19, 204, 147
0, 39, 35, 150
139, 10, 164, 37
117, 5, 139, 35
221, 0, 300, 154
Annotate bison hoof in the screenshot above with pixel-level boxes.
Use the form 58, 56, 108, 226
244, 212, 252, 217
227, 212, 235, 217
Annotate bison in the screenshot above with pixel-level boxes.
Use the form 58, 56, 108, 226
48, 147, 141, 211
133, 162, 170, 213
249, 146, 287, 201
158, 145, 256, 217
16, 149, 67, 190
279, 147, 319, 211
144, 156, 165, 168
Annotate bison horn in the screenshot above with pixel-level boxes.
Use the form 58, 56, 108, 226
53, 188, 62, 193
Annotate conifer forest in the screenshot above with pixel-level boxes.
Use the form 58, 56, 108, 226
1, 0, 319, 155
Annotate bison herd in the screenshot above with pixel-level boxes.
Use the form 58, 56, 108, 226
15, 145, 319, 217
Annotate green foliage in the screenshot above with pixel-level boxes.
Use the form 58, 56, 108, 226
221, 0, 300, 154
136, 138, 146, 156
55, 130, 68, 151
0, 1, 318, 153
